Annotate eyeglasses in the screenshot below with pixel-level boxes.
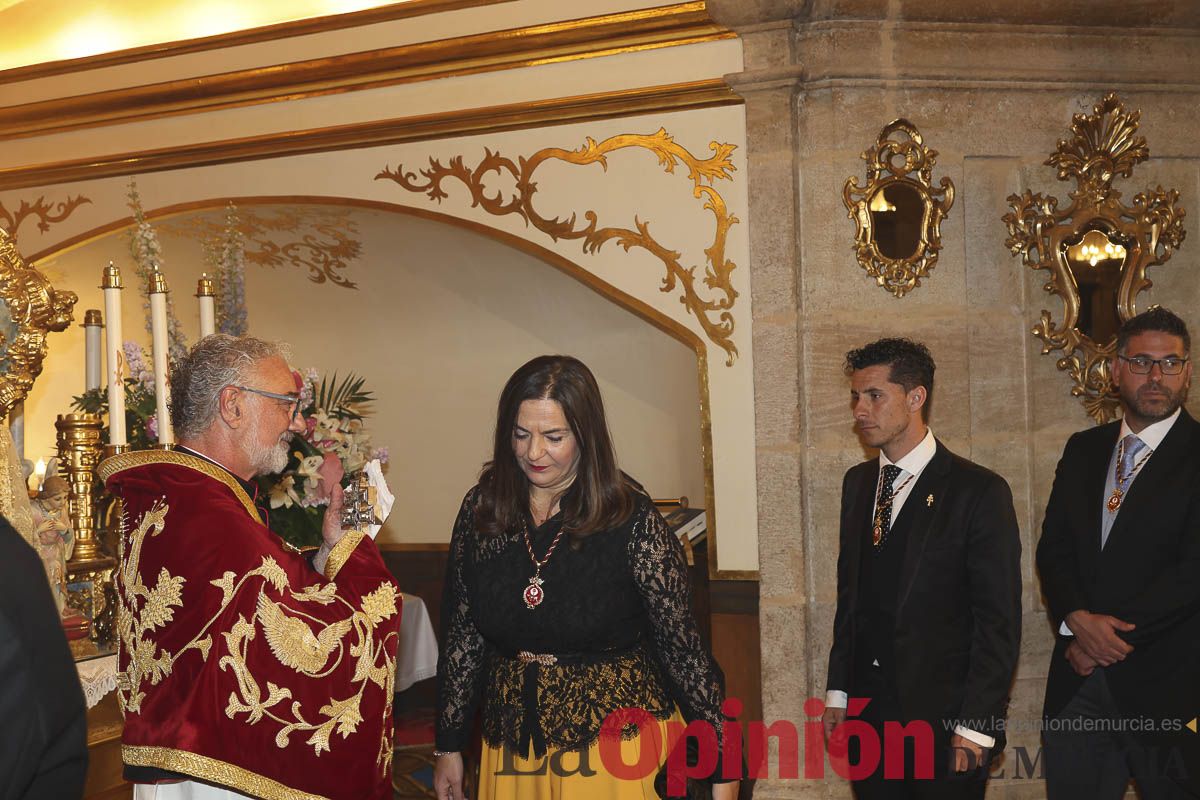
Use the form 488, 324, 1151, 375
1118, 355, 1190, 375
232, 385, 303, 421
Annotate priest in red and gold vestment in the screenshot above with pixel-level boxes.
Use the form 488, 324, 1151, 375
100, 335, 400, 800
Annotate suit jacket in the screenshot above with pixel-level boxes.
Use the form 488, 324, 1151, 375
826, 441, 1022, 747
0, 516, 88, 800
1036, 411, 1200, 745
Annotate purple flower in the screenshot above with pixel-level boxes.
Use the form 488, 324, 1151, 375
145, 414, 158, 440
373, 447, 389, 465
122, 341, 155, 389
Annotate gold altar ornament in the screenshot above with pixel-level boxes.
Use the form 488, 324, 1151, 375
1003, 93, 1187, 422
58, 412, 117, 647
56, 413, 105, 562
0, 227, 77, 419
377, 128, 742, 365
843, 119, 955, 298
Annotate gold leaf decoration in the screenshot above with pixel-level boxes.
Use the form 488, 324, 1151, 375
0, 227, 78, 419
116, 502, 181, 714
1003, 93, 1187, 423
257, 593, 352, 676
359, 584, 398, 626
0, 194, 91, 243
158, 207, 363, 289
115, 487, 396, 768
842, 119, 955, 298
376, 128, 741, 364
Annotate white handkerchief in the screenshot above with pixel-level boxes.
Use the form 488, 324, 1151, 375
363, 459, 394, 540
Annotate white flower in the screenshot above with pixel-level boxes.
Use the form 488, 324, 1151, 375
268, 475, 301, 509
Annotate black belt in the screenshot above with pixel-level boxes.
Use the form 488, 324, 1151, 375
499, 643, 640, 757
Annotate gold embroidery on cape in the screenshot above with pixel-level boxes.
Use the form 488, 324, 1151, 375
122, 745, 330, 800
116, 500, 183, 713
114, 495, 398, 772
99, 449, 262, 522
323, 528, 365, 579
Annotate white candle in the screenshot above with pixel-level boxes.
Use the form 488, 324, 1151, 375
102, 264, 127, 446
196, 274, 216, 338
83, 309, 103, 392
148, 271, 175, 445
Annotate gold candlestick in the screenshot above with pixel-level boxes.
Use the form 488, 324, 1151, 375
57, 413, 105, 563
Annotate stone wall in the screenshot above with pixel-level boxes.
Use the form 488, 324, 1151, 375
711, 1, 1200, 797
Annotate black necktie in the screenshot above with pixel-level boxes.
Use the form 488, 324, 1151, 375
872, 464, 904, 548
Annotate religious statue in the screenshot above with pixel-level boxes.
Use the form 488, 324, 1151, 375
30, 476, 75, 614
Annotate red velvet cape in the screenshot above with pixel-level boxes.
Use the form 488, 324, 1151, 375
101, 450, 401, 800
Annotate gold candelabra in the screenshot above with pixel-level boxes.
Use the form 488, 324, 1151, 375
57, 413, 105, 561
59, 412, 117, 648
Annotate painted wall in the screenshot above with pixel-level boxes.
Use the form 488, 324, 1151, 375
24, 204, 706, 543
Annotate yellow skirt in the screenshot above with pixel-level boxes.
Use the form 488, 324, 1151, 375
477, 712, 683, 800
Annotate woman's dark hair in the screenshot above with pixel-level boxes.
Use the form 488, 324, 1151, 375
474, 355, 635, 539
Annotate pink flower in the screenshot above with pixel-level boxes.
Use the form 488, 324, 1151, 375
145, 414, 158, 440
373, 447, 389, 465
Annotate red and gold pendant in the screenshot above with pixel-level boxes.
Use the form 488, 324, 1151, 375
1106, 489, 1123, 513
523, 575, 545, 609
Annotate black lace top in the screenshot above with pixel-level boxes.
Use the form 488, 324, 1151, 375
435, 485, 729, 775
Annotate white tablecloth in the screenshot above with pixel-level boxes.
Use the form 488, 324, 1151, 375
76, 653, 119, 709
397, 592, 439, 692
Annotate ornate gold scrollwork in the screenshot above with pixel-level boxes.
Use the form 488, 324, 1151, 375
843, 119, 955, 298
159, 207, 363, 289
1003, 93, 1187, 423
0, 227, 78, 419
375, 128, 741, 365
0, 194, 92, 244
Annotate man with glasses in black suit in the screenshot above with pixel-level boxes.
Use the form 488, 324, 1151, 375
1038, 307, 1200, 799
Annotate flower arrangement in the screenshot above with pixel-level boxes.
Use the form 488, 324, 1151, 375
71, 341, 161, 450
127, 179, 188, 361
73, 350, 387, 549
257, 370, 387, 547
206, 202, 249, 336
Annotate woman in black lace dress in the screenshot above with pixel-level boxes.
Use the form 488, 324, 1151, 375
432, 355, 738, 800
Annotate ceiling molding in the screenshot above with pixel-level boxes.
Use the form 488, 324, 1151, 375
0, 79, 742, 191
0, 3, 733, 140
0, 0, 514, 82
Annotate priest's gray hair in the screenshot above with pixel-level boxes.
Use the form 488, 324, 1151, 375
169, 335, 291, 440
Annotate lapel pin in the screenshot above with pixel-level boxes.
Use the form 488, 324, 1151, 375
926, 494, 934, 507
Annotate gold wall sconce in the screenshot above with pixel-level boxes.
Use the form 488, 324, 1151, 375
1003, 93, 1187, 422
843, 119, 955, 298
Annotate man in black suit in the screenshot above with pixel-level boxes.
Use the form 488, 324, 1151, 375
822, 338, 1022, 799
0, 515, 88, 799
1037, 307, 1200, 799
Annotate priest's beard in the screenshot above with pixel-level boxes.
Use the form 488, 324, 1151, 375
244, 413, 292, 476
